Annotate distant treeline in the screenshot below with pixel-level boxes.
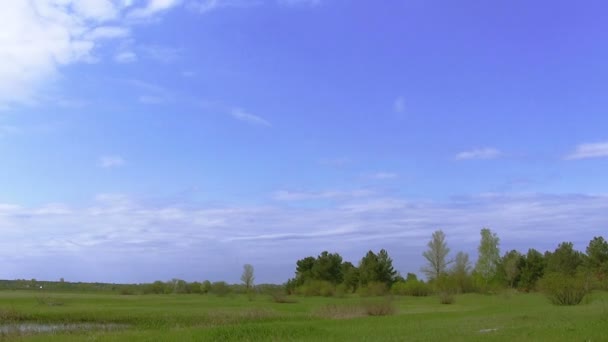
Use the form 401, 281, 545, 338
284, 229, 608, 301
0, 278, 282, 296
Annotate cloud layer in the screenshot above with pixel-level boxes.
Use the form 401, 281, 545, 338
1, 192, 606, 283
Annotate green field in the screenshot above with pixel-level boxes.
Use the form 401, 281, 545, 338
1, 291, 607, 341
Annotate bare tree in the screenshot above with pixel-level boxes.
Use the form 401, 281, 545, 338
422, 230, 451, 280
241, 264, 255, 291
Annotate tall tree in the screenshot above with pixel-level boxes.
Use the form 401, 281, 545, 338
422, 230, 451, 280
376, 249, 397, 285
500, 250, 523, 288
545, 242, 584, 276
241, 264, 255, 291
518, 248, 545, 291
311, 251, 343, 284
474, 228, 500, 285
585, 236, 608, 281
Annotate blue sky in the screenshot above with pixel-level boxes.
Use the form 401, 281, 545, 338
1, 0, 607, 283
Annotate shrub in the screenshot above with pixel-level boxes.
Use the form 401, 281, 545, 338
296, 280, 335, 297
539, 272, 589, 305
362, 299, 396, 316
391, 280, 431, 296
270, 292, 297, 303
211, 281, 232, 297
358, 282, 388, 297
438, 291, 455, 304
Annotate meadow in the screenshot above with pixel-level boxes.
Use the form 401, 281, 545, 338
0, 290, 607, 341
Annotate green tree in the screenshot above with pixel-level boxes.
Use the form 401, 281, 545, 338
422, 230, 451, 280
500, 250, 523, 288
546, 242, 584, 276
474, 228, 501, 287
358, 249, 396, 287
341, 262, 359, 293
450, 251, 473, 293
518, 249, 545, 291
241, 264, 255, 291
585, 236, 608, 282
311, 251, 343, 284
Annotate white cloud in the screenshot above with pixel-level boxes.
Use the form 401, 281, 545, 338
273, 189, 374, 201
0, 0, 177, 109
0, 192, 606, 283
186, 0, 263, 13
128, 0, 182, 18
565, 141, 608, 160
455, 148, 501, 160
140, 45, 181, 63
72, 0, 120, 21
230, 108, 271, 126
98, 155, 126, 168
85, 26, 131, 40
114, 51, 138, 63
393, 96, 405, 114
369, 172, 398, 180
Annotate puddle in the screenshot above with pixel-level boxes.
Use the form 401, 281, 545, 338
479, 328, 499, 333
0, 323, 128, 335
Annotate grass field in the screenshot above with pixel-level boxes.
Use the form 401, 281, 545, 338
0, 290, 607, 341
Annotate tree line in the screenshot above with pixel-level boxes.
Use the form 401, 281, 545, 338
284, 228, 608, 302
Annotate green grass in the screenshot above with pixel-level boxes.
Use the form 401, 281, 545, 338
0, 290, 607, 341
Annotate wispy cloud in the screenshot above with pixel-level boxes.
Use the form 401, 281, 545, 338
393, 96, 405, 114
0, 0, 175, 108
114, 51, 138, 63
127, 0, 183, 19
140, 45, 181, 63
369, 172, 398, 180
0, 192, 606, 282
273, 189, 374, 201
565, 141, 608, 160
186, 0, 262, 13
230, 108, 271, 126
98, 156, 126, 168
455, 148, 501, 160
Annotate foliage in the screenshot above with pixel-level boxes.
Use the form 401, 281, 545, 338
539, 272, 590, 305
500, 250, 523, 288
241, 264, 255, 297
450, 251, 474, 293
545, 242, 585, 276
474, 228, 501, 288
357, 281, 388, 297
421, 230, 451, 280
358, 249, 397, 287
391, 279, 431, 297
518, 248, 546, 291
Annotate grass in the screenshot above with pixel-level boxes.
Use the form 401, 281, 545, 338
0, 290, 607, 341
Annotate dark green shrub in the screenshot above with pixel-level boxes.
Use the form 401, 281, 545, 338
539, 272, 589, 305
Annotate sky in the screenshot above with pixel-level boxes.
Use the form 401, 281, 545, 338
1, 0, 607, 284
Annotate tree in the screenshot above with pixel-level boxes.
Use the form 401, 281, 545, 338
450, 251, 473, 293
358, 249, 397, 287
311, 251, 343, 284
474, 228, 500, 286
422, 230, 451, 280
546, 242, 584, 276
241, 264, 255, 291
500, 250, 523, 288
518, 249, 545, 291
585, 236, 608, 282
341, 262, 359, 293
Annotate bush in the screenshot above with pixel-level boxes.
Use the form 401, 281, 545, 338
211, 281, 232, 297
539, 272, 589, 305
270, 292, 297, 303
358, 282, 388, 297
391, 280, 431, 296
438, 291, 455, 304
296, 280, 335, 297
362, 299, 396, 316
